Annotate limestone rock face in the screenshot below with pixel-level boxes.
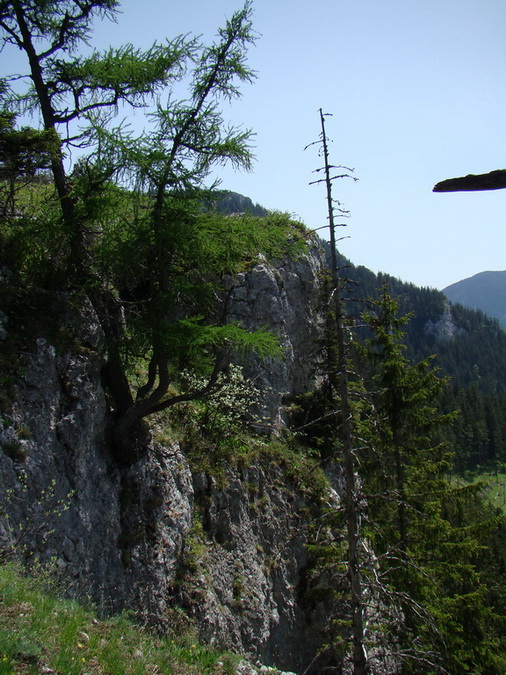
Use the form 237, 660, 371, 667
424, 300, 462, 341
0, 247, 330, 672
0, 303, 194, 618
224, 245, 324, 428
0, 321, 327, 670
0, 328, 123, 602
177, 464, 325, 673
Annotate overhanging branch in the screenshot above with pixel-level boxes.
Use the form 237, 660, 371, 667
433, 169, 506, 192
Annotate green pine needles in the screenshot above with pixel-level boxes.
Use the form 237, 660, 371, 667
360, 289, 506, 673
0, 1, 307, 462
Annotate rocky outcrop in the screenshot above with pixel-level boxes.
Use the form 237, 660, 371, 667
424, 300, 462, 341
224, 245, 324, 429
0, 246, 333, 673
0, 316, 124, 604
0, 327, 328, 671
176, 464, 327, 673
0, 299, 194, 617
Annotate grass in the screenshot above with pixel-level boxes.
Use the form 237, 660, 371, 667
0, 562, 240, 675
470, 471, 506, 514
454, 469, 506, 515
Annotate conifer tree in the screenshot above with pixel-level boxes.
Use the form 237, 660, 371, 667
306, 109, 367, 673
0, 110, 55, 216
361, 288, 506, 673
0, 1, 295, 462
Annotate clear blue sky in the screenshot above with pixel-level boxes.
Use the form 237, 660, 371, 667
8, 0, 506, 289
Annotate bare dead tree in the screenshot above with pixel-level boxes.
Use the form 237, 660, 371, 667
307, 109, 367, 674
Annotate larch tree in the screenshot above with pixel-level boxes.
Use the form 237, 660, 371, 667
0, 0, 297, 462
0, 0, 175, 275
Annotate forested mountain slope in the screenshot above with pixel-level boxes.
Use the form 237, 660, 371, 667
339, 259, 506, 392
2, 0, 506, 670
443, 270, 506, 328
213, 190, 268, 217
339, 257, 506, 471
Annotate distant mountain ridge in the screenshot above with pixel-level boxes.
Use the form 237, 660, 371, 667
443, 270, 506, 328
214, 190, 268, 217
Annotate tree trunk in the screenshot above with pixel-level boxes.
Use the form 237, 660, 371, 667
433, 169, 506, 192
13, 1, 84, 278
112, 405, 151, 466
319, 109, 367, 674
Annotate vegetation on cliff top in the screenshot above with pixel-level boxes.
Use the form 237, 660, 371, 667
0, 0, 310, 464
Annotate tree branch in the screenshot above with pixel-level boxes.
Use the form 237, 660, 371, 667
433, 169, 506, 192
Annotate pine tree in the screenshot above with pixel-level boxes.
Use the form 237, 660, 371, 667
361, 288, 506, 673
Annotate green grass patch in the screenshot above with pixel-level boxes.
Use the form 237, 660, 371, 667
0, 562, 240, 674
454, 470, 506, 515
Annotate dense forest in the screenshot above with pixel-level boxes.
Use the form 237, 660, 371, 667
1, 1, 506, 673
444, 271, 506, 328
335, 256, 506, 473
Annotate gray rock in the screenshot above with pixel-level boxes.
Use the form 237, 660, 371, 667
0, 252, 351, 674
225, 245, 325, 429
424, 300, 462, 341
0, 310, 7, 340
0, 298, 196, 615
175, 462, 327, 673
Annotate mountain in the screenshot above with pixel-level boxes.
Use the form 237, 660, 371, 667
213, 190, 268, 217
3, 184, 506, 671
339, 259, 506, 471
443, 270, 506, 328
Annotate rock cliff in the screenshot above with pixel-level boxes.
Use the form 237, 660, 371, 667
0, 245, 333, 673
224, 244, 324, 429
424, 299, 462, 341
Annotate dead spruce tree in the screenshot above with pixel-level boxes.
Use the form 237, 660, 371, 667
306, 109, 367, 674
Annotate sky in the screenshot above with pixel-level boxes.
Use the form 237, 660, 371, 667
4, 0, 506, 289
